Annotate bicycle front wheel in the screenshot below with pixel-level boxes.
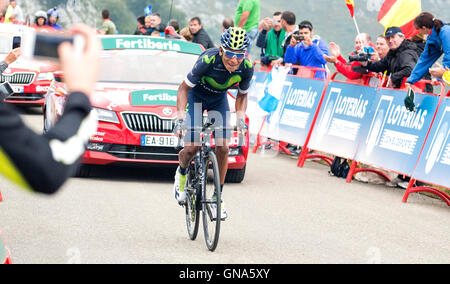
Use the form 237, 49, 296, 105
202, 151, 222, 252
185, 164, 200, 241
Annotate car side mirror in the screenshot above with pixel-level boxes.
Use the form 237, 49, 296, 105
54, 71, 64, 83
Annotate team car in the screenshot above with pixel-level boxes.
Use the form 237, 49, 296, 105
0, 24, 55, 107
44, 36, 250, 183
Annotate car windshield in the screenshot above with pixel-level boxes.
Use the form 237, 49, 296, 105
99, 50, 199, 84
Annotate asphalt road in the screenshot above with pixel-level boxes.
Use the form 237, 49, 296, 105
1, 107, 450, 264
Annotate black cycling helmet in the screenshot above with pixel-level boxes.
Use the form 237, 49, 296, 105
220, 27, 250, 51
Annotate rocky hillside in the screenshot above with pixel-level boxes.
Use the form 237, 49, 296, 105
18, 0, 448, 57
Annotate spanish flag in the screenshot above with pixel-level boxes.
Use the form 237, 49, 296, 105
378, 0, 422, 39
346, 0, 355, 18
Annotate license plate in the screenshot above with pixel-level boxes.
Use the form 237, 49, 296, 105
11, 86, 24, 93
141, 135, 176, 147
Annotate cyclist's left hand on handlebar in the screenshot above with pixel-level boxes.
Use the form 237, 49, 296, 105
173, 119, 186, 139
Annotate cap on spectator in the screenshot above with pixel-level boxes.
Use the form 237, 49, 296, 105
47, 8, 59, 19
384, 27, 404, 38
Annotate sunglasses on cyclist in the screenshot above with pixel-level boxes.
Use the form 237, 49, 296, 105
222, 48, 246, 60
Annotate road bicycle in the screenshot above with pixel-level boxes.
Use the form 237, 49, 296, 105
176, 121, 223, 252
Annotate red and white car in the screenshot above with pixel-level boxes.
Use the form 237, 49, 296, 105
44, 36, 249, 183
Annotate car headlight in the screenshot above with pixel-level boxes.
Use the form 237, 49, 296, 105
36, 72, 54, 81
94, 108, 120, 124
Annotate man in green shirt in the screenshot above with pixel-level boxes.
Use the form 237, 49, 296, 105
100, 10, 117, 35
234, 0, 260, 54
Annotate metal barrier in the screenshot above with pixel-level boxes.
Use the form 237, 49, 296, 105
249, 66, 450, 207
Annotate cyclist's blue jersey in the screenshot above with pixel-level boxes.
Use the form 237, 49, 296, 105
185, 48, 254, 96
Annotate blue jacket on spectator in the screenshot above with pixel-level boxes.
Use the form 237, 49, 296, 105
407, 24, 450, 84
284, 36, 329, 79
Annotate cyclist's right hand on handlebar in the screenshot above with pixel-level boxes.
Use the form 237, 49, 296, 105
173, 119, 186, 139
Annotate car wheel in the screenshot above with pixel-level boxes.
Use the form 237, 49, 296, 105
75, 164, 92, 178
225, 165, 246, 183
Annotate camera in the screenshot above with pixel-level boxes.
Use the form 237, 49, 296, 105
349, 53, 372, 62
293, 34, 304, 42
348, 46, 375, 63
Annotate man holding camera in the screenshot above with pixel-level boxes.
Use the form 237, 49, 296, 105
0, 25, 100, 195
283, 21, 329, 79
360, 27, 419, 89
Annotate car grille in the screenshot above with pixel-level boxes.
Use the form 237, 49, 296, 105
5, 93, 44, 101
0, 73, 35, 85
122, 113, 175, 133
107, 144, 178, 161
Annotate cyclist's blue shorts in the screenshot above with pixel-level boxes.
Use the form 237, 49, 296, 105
185, 89, 232, 145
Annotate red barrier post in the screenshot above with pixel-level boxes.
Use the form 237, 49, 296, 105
402, 80, 448, 204
298, 72, 381, 168
297, 77, 330, 168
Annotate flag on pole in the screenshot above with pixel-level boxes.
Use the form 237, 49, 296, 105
346, 0, 355, 18
378, 0, 422, 39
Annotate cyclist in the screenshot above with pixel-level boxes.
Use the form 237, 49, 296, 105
173, 27, 254, 219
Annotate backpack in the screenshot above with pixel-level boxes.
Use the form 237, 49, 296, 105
329, 157, 350, 179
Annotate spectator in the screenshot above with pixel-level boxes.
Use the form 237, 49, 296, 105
144, 13, 165, 36
406, 12, 450, 90
0, 24, 101, 195
180, 27, 193, 42
151, 30, 161, 37
270, 11, 298, 66
222, 18, 235, 32
408, 33, 433, 93
234, 0, 260, 53
33, 11, 47, 28
6, 0, 23, 23
144, 1, 152, 16
189, 17, 215, 50
284, 21, 329, 79
134, 15, 146, 35
375, 35, 389, 60
46, 8, 62, 30
361, 27, 419, 89
324, 33, 374, 81
100, 10, 117, 35
168, 19, 180, 34
256, 12, 285, 66
256, 17, 273, 58
165, 26, 183, 40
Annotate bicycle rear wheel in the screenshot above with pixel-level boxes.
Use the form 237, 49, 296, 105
185, 164, 200, 240
202, 151, 221, 252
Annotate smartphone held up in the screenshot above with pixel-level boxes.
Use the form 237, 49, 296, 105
21, 28, 86, 61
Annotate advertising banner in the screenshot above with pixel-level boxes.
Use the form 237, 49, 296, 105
413, 97, 450, 188
247, 71, 271, 135
308, 82, 378, 159
356, 88, 440, 175
262, 76, 326, 146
